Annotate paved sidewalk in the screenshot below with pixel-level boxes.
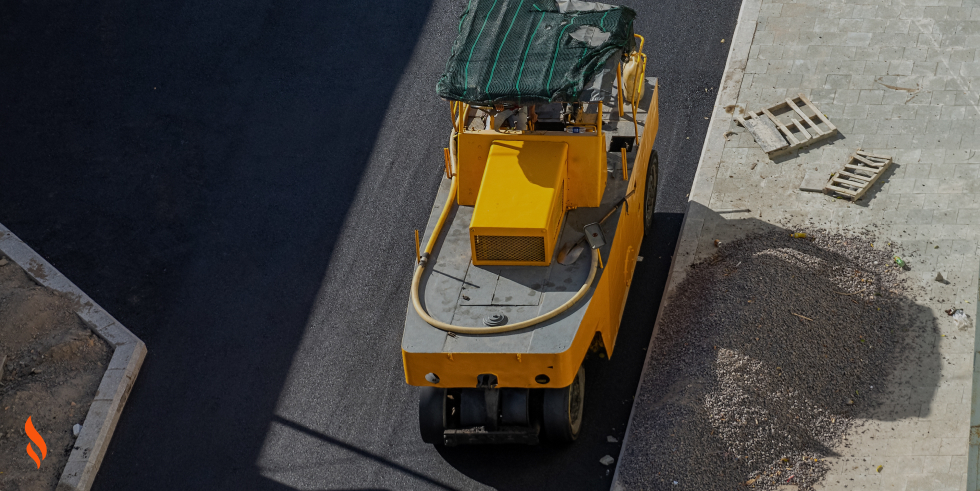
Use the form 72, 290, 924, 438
614, 0, 980, 489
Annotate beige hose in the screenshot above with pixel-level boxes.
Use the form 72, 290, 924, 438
409, 131, 600, 335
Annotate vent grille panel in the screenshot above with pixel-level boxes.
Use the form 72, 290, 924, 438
474, 236, 546, 262
551, 185, 564, 232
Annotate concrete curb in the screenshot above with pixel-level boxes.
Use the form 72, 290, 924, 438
968, 262, 980, 490
0, 224, 146, 491
610, 0, 761, 488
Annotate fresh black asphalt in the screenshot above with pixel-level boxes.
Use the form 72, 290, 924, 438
0, 1, 740, 489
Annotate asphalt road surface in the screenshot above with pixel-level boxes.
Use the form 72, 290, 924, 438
0, 1, 740, 489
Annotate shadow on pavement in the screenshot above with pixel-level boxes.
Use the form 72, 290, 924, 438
615, 202, 942, 489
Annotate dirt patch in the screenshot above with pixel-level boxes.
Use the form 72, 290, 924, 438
0, 255, 111, 491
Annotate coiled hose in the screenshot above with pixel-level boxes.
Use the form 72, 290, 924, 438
410, 131, 600, 335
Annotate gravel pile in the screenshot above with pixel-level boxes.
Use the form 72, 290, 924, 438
619, 229, 926, 490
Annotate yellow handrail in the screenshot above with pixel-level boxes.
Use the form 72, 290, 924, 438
620, 148, 628, 181
450, 102, 458, 132
629, 34, 647, 143
631, 53, 644, 142
414, 230, 421, 263
456, 102, 469, 133
443, 148, 453, 178
616, 62, 625, 117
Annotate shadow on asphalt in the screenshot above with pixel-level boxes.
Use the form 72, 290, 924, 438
0, 1, 432, 489
0, 0, 749, 488
271, 416, 458, 491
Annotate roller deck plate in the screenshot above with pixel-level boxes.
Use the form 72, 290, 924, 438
402, 80, 656, 359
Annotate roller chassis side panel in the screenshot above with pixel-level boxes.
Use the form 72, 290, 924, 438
402, 81, 659, 390
594, 80, 659, 353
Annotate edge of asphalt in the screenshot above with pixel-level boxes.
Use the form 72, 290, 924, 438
610, 0, 762, 488
0, 223, 147, 491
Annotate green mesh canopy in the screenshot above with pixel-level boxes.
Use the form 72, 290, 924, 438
436, 0, 636, 106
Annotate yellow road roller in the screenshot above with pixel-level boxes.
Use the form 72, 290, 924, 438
403, 0, 659, 445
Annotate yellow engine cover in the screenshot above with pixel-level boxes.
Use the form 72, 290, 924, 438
470, 140, 567, 266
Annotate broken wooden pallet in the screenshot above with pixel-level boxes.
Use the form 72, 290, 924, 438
824, 150, 892, 201
735, 93, 838, 156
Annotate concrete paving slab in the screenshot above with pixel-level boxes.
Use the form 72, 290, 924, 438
614, 0, 980, 488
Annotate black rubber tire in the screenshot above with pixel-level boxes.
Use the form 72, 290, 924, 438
419, 387, 447, 445
501, 389, 530, 426
643, 150, 659, 233
459, 389, 486, 428
542, 366, 585, 443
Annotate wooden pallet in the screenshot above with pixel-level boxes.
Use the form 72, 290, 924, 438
735, 93, 838, 156
824, 150, 892, 201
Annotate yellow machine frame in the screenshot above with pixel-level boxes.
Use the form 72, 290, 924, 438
404, 88, 659, 389
404, 35, 658, 389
